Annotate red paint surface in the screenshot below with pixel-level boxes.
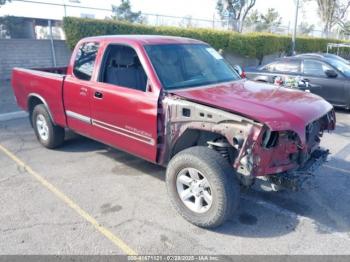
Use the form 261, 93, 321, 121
172, 80, 333, 143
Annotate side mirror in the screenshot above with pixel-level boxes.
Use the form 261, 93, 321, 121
325, 69, 337, 78
298, 79, 310, 90
233, 65, 245, 78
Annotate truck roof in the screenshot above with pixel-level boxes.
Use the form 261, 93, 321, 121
81, 35, 206, 45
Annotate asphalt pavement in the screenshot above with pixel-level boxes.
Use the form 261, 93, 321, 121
1, 80, 350, 255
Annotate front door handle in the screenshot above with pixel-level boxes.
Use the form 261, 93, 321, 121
94, 91, 103, 99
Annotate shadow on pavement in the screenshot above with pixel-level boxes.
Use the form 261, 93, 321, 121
100, 146, 165, 181
214, 156, 350, 238
61, 135, 166, 180
57, 129, 350, 239
59, 132, 106, 152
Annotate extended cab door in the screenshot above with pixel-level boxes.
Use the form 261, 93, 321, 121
89, 44, 159, 162
64, 42, 99, 135
302, 59, 346, 106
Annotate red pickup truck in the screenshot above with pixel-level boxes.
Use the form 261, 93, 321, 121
12, 35, 335, 228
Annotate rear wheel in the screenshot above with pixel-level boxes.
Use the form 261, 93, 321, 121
32, 104, 65, 149
166, 146, 240, 228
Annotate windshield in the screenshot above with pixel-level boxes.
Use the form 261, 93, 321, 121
144, 44, 240, 90
325, 54, 350, 65
326, 59, 350, 78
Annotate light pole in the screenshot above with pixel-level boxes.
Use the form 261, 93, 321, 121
62, 0, 67, 17
292, 0, 300, 55
63, 0, 81, 17
48, 20, 57, 67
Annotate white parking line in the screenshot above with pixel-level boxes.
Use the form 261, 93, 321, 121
0, 143, 137, 255
0, 111, 28, 122
324, 164, 350, 175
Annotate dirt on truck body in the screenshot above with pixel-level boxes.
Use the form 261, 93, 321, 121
11, 35, 335, 228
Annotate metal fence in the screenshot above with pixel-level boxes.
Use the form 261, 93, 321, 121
242, 24, 346, 39
0, 0, 349, 40
140, 13, 227, 31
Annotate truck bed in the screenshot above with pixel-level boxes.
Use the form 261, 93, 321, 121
11, 66, 68, 127
31, 66, 68, 75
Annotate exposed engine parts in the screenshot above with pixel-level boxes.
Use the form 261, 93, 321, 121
162, 95, 335, 190
161, 96, 258, 160
207, 139, 231, 160
268, 148, 330, 191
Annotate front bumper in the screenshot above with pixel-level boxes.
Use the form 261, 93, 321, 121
269, 147, 329, 191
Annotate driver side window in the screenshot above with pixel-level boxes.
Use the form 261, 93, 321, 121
100, 45, 148, 92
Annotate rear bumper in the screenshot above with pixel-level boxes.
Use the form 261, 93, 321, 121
269, 147, 329, 191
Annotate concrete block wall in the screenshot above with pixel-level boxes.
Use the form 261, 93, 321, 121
0, 39, 71, 80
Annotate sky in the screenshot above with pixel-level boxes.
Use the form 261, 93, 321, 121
0, 0, 322, 29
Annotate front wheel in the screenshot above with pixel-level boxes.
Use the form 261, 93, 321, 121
32, 104, 65, 149
166, 146, 240, 228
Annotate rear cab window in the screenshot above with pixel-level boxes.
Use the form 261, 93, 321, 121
73, 42, 99, 81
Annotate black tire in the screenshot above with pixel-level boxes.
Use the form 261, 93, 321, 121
32, 104, 65, 149
166, 146, 240, 228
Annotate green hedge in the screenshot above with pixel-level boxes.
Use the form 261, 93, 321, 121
63, 17, 346, 61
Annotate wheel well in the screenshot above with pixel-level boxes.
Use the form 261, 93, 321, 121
171, 129, 226, 158
28, 96, 44, 126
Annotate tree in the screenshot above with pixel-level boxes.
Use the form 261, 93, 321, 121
244, 8, 282, 33
0, 0, 11, 7
298, 22, 315, 35
244, 9, 259, 28
310, 0, 350, 36
338, 20, 350, 36
111, 0, 144, 23
0, 16, 26, 38
216, 0, 256, 32
179, 15, 196, 28
258, 8, 282, 32
334, 1, 350, 36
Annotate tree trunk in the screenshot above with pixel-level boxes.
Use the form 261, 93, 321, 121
238, 20, 243, 33
231, 19, 239, 32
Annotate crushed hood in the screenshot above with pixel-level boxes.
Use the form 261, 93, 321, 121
170, 80, 333, 141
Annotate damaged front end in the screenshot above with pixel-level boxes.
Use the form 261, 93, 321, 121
268, 148, 329, 191
235, 109, 336, 191
160, 94, 336, 191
